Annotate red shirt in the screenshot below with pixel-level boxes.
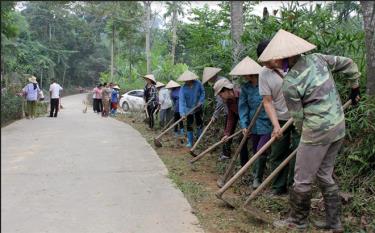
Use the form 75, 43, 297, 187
224, 88, 240, 136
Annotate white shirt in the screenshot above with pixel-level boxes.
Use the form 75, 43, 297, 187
49, 82, 63, 99
158, 88, 172, 110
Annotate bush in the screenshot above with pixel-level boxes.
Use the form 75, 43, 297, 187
1, 92, 23, 126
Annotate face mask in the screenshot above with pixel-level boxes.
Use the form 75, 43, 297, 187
282, 58, 289, 72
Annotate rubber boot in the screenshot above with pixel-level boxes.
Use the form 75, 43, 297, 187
313, 183, 344, 233
186, 131, 194, 148
252, 155, 267, 188
273, 189, 311, 230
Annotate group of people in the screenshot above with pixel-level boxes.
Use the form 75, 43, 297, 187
22, 76, 63, 119
91, 82, 120, 117
142, 29, 361, 232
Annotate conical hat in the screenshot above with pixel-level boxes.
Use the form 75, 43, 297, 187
177, 70, 198, 82
202, 67, 222, 84
229, 56, 262, 76
28, 76, 37, 83
258, 29, 316, 62
113, 85, 120, 89
155, 81, 165, 88
165, 80, 181, 89
143, 74, 156, 84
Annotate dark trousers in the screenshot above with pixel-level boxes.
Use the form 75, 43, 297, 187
50, 98, 59, 117
222, 115, 238, 157
186, 108, 203, 131
147, 104, 157, 129
93, 98, 102, 112
174, 112, 184, 132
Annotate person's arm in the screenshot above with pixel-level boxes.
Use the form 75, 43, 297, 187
238, 87, 249, 130
212, 96, 224, 121
263, 95, 282, 137
198, 82, 205, 106
283, 82, 303, 133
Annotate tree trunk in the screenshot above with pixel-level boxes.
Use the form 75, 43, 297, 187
144, 1, 152, 74
111, 23, 115, 82
360, 1, 375, 96
230, 1, 244, 68
171, 4, 178, 64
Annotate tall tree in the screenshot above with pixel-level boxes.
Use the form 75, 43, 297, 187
164, 1, 188, 64
144, 1, 152, 74
230, 1, 244, 67
360, 1, 375, 96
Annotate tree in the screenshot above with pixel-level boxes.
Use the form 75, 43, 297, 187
144, 1, 152, 74
230, 1, 244, 67
163, 1, 189, 64
360, 1, 375, 96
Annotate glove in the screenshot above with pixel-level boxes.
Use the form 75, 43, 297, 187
350, 87, 360, 105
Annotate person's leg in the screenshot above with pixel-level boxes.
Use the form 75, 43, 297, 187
239, 135, 249, 166
252, 134, 271, 186
31, 101, 36, 118
270, 121, 292, 194
186, 113, 194, 147
315, 139, 344, 232
98, 99, 102, 113
49, 99, 54, 117
287, 125, 300, 187
159, 109, 166, 128
174, 112, 180, 133
93, 99, 97, 112
194, 108, 203, 138
274, 142, 330, 230
54, 98, 59, 117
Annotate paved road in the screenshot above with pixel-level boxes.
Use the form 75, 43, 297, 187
1, 94, 204, 233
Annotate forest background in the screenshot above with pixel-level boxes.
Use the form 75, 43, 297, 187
1, 1, 374, 229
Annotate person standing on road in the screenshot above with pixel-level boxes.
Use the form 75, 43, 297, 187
49, 79, 63, 118
101, 82, 111, 117
143, 74, 158, 129
202, 67, 232, 161
110, 85, 120, 116
257, 39, 300, 196
22, 76, 41, 119
258, 29, 361, 232
166, 80, 184, 138
230, 56, 272, 189
178, 70, 205, 148
157, 82, 173, 128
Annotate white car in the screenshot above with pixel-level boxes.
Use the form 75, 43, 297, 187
119, 89, 145, 112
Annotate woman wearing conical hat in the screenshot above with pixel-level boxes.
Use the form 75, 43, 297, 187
230, 56, 272, 189
22, 76, 41, 119
143, 74, 158, 129
177, 70, 205, 148
260, 29, 361, 232
165, 80, 184, 138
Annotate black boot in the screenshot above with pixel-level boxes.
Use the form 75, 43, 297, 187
273, 189, 311, 230
314, 183, 344, 233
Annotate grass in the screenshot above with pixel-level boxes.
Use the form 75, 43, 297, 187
113, 111, 374, 233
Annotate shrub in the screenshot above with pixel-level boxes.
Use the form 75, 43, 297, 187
1, 92, 23, 126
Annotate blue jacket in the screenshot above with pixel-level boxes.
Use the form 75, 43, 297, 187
179, 80, 205, 116
171, 87, 180, 113
239, 82, 272, 135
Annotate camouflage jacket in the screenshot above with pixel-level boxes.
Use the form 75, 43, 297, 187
282, 53, 360, 145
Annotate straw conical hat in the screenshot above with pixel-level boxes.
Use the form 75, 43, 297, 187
155, 81, 165, 88
177, 70, 198, 82
165, 80, 181, 89
143, 74, 156, 84
113, 85, 120, 89
202, 67, 222, 84
28, 76, 37, 83
229, 56, 262, 76
258, 29, 316, 62
213, 78, 234, 96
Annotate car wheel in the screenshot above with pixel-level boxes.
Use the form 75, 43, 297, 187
122, 102, 130, 112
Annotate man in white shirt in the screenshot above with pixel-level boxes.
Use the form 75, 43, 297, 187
49, 79, 63, 117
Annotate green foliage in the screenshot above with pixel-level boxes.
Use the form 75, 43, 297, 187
1, 92, 23, 126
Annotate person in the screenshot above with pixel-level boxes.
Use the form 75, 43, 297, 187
178, 70, 205, 148
49, 79, 63, 118
165, 80, 184, 137
257, 39, 300, 195
230, 56, 272, 188
92, 84, 99, 113
22, 76, 40, 119
95, 84, 103, 114
157, 82, 173, 128
110, 85, 120, 116
108, 82, 114, 110
258, 29, 361, 231
101, 82, 111, 117
143, 74, 158, 129
202, 67, 231, 161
